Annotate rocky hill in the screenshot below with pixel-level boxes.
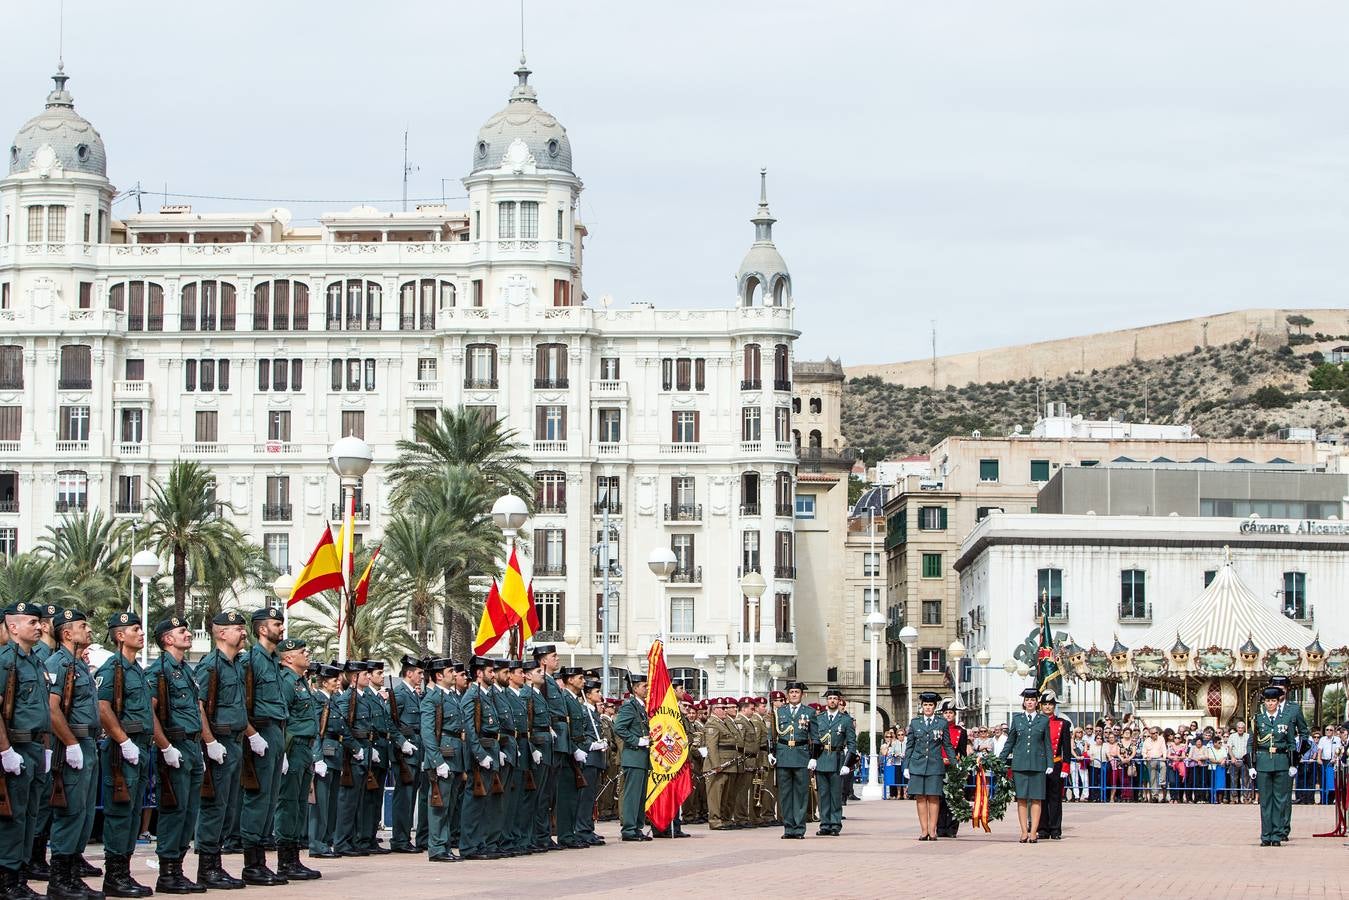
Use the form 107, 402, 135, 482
843, 330, 1349, 460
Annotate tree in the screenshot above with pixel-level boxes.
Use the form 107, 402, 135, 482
188, 536, 275, 625
1251, 385, 1290, 409
287, 550, 418, 662
38, 508, 132, 622
1308, 362, 1348, 392
0, 553, 67, 610
1286, 314, 1314, 334
386, 406, 534, 510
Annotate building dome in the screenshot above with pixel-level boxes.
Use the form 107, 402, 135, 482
736, 169, 790, 306
8, 67, 107, 178
471, 57, 573, 176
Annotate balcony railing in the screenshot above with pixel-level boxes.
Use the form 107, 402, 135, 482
774, 630, 795, 644
592, 380, 625, 394
669, 566, 702, 584
739, 502, 761, 516
113, 380, 150, 398
593, 500, 622, 514
659, 443, 705, 455
664, 503, 702, 522
55, 499, 88, 514
773, 379, 792, 391
535, 501, 566, 515
740, 441, 762, 454
0, 501, 17, 514
592, 563, 622, 578
534, 563, 566, 577
117, 442, 144, 456
181, 443, 223, 455
533, 440, 568, 453
775, 504, 793, 517
1034, 600, 1069, 624
464, 377, 498, 389
255, 441, 300, 455
0, 379, 21, 390
114, 500, 143, 515
410, 380, 441, 395
330, 502, 371, 522
595, 442, 623, 456
1284, 605, 1315, 625
1119, 601, 1152, 624
740, 378, 762, 390
593, 631, 621, 644
775, 565, 797, 579
263, 503, 293, 522
58, 378, 92, 390
56, 440, 90, 452
796, 446, 860, 472
399, 314, 417, 330
534, 377, 569, 389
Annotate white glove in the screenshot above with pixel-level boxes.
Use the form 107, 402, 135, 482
840, 765, 851, 776
531, 749, 542, 764
1046, 766, 1054, 775
371, 749, 381, 765
499, 752, 507, 765
0, 748, 20, 775
64, 743, 83, 770
904, 768, 910, 780
1289, 766, 1298, 777
314, 760, 328, 779
637, 736, 650, 747
281, 754, 289, 775
119, 739, 140, 765
247, 733, 267, 756
698, 747, 709, 759
589, 740, 606, 751
1250, 768, 1257, 780
573, 749, 587, 762
353, 748, 365, 762
479, 756, 492, 769
807, 759, 817, 772
162, 746, 183, 769
401, 740, 416, 757
436, 763, 449, 779
43, 749, 52, 773
205, 740, 226, 764
768, 753, 776, 765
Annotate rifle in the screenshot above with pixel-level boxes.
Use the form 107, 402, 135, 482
240, 662, 259, 791
565, 706, 587, 789
0, 662, 16, 817
341, 686, 357, 788
200, 666, 219, 800
109, 663, 131, 804
430, 698, 445, 808
522, 694, 537, 792
314, 691, 330, 805
386, 685, 415, 787
49, 662, 76, 810
153, 667, 179, 811
471, 691, 504, 796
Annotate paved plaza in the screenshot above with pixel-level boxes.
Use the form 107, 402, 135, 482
102, 800, 1347, 899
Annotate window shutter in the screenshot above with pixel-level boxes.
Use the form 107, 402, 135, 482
147, 284, 164, 330
292, 359, 303, 391
939, 507, 948, 529
253, 283, 269, 330
557, 346, 568, 381
693, 411, 700, 442
181, 284, 197, 330
292, 283, 308, 330
558, 407, 567, 435
536, 406, 546, 437
185, 359, 197, 392
535, 347, 546, 381
258, 360, 269, 392
534, 529, 545, 562
671, 411, 678, 442
219, 360, 230, 391
695, 358, 705, 391
221, 284, 236, 330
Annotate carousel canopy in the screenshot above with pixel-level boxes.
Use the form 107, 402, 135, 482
1131, 559, 1316, 652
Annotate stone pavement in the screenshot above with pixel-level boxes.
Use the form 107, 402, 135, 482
110, 799, 1347, 899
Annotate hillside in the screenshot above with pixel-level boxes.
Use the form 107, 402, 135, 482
843, 333, 1349, 460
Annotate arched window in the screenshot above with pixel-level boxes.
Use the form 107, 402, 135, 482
771, 276, 790, 307
326, 279, 382, 331
808, 430, 822, 450
773, 344, 790, 390
809, 397, 822, 414
181, 280, 237, 331
791, 397, 801, 414
398, 279, 452, 330
113, 280, 164, 331
252, 280, 309, 331
742, 275, 763, 307
668, 667, 708, 698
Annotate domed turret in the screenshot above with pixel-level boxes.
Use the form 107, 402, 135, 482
736, 169, 790, 307
471, 57, 573, 176
8, 66, 107, 178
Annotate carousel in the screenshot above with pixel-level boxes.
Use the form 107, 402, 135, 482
1060, 549, 1349, 724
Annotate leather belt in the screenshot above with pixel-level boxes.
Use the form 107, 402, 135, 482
250, 717, 281, 729
399, 726, 417, 737
777, 739, 801, 747
68, 725, 96, 739
479, 732, 500, 741
210, 722, 239, 735
440, 749, 458, 761
164, 728, 201, 741
8, 730, 46, 743
351, 729, 371, 740
440, 730, 466, 740
121, 723, 146, 735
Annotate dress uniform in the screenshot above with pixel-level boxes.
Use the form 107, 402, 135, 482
307, 663, 345, 859
273, 638, 321, 881
1253, 685, 1302, 845
517, 660, 549, 854
26, 603, 58, 884
44, 608, 102, 899
598, 702, 620, 822
752, 699, 775, 826
730, 700, 754, 827
684, 703, 708, 824
613, 676, 651, 841
554, 668, 590, 848
502, 661, 537, 856
934, 698, 969, 838
387, 656, 424, 853
0, 602, 55, 898
146, 616, 206, 894
460, 656, 503, 860
193, 610, 249, 889
332, 661, 374, 857
903, 690, 954, 841
1037, 691, 1072, 841
811, 689, 857, 836
572, 681, 607, 846
704, 698, 739, 829
419, 658, 462, 862
774, 682, 816, 839
96, 610, 154, 898
487, 664, 524, 855
1000, 686, 1053, 843
360, 661, 392, 855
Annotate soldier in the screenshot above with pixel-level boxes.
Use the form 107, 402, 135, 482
307, 662, 344, 859
332, 661, 374, 857
460, 656, 503, 860
751, 697, 773, 826
518, 659, 550, 854
682, 700, 707, 825
274, 638, 321, 881
0, 602, 54, 898
412, 658, 432, 855
1253, 684, 1302, 846
811, 689, 857, 836
774, 682, 814, 840
530, 644, 567, 852
597, 699, 620, 822
147, 616, 206, 894
704, 698, 738, 830
573, 680, 607, 847
934, 697, 969, 839
999, 687, 1053, 844
553, 667, 589, 849
25, 602, 59, 885
727, 698, 753, 828
387, 656, 424, 854
95, 610, 153, 898
238, 606, 287, 885
44, 607, 103, 899
494, 660, 531, 856
359, 661, 392, 855
193, 610, 248, 889
1037, 691, 1072, 841
419, 659, 458, 862
613, 675, 650, 842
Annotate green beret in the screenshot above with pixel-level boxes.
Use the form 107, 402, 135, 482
277, 638, 307, 653
251, 606, 284, 623
154, 617, 189, 639
3, 601, 39, 617
55, 608, 86, 626
37, 603, 62, 620
107, 610, 141, 629
211, 611, 245, 626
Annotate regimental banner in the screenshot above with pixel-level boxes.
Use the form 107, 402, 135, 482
643, 640, 691, 832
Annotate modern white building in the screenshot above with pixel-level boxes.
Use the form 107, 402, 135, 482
0, 60, 803, 691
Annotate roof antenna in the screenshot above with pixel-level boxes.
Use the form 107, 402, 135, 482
520, 0, 526, 61
58, 0, 64, 70
402, 129, 419, 212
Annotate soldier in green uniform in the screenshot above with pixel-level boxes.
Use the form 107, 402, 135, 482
460, 656, 502, 860
0, 602, 54, 898
613, 674, 650, 842
307, 663, 344, 859
387, 656, 423, 854
999, 686, 1053, 844
773, 681, 815, 839
1252, 685, 1300, 846
574, 680, 607, 846
811, 688, 857, 837
483, 665, 514, 856
239, 607, 288, 885
555, 667, 590, 849
531, 644, 567, 851
494, 660, 531, 856
95, 610, 154, 898
903, 691, 953, 840
332, 661, 375, 857
420, 658, 461, 862
361, 660, 392, 855
1270, 676, 1310, 841
598, 699, 620, 822
274, 638, 321, 880
44, 607, 103, 899
193, 611, 248, 889
518, 659, 549, 853
25, 602, 59, 885
147, 616, 206, 894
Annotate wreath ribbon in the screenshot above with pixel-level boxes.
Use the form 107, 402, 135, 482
970, 763, 991, 833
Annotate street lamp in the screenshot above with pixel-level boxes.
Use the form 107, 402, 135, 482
563, 629, 581, 668
975, 648, 991, 725
862, 609, 887, 800
739, 570, 767, 693
898, 625, 918, 724
272, 572, 295, 630
328, 435, 372, 665
647, 547, 676, 643
768, 662, 783, 692
130, 550, 160, 666
948, 640, 966, 722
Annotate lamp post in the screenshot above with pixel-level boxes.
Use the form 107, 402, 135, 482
975, 647, 991, 725
646, 547, 676, 643
948, 639, 966, 722
272, 572, 296, 630
130, 550, 160, 666
490, 493, 528, 657
862, 609, 887, 800
1003, 658, 1019, 724
739, 570, 767, 694
898, 625, 918, 723
768, 662, 783, 693
563, 630, 580, 668
329, 435, 372, 665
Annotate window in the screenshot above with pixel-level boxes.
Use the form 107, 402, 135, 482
116, 476, 141, 513
397, 279, 451, 330
975, 506, 1002, 522
46, 205, 65, 242
83, 213, 91, 243
670, 596, 695, 634
534, 343, 568, 387
0, 347, 21, 390
119, 409, 143, 444
472, 279, 483, 307
600, 357, 620, 381
979, 459, 1000, 482
662, 357, 706, 391
534, 471, 566, 513
741, 407, 761, 442
774, 530, 794, 576
595, 591, 619, 637
0, 529, 15, 560
1203, 570, 1216, 588
324, 279, 381, 331
775, 592, 792, 642
55, 471, 87, 512
552, 279, 571, 306
671, 411, 700, 443
775, 407, 791, 443
1037, 568, 1064, 618
185, 359, 230, 392
520, 201, 538, 239
1030, 459, 1051, 482
597, 408, 622, 443
264, 476, 290, 518
921, 600, 942, 625
595, 475, 621, 512
257, 359, 302, 392
533, 529, 566, 575
118, 281, 164, 331
774, 472, 793, 516
808, 397, 822, 414
125, 359, 144, 381
862, 587, 880, 615
252, 279, 310, 331
773, 344, 790, 389
918, 648, 946, 674
194, 411, 218, 444
742, 344, 762, 388
78, 282, 91, 309
413, 408, 436, 439
921, 553, 942, 579
267, 411, 291, 443
794, 494, 815, 519
669, 476, 696, 518
58, 345, 92, 389
918, 506, 948, 530
533, 591, 563, 635
594, 527, 620, 574
0, 284, 8, 310
863, 551, 880, 577
0, 408, 20, 441
264, 534, 290, 573
181, 281, 237, 331
741, 531, 760, 574
536, 406, 566, 441
465, 344, 497, 387
498, 201, 516, 239
1120, 570, 1147, 619
740, 472, 760, 514
417, 358, 438, 382
340, 410, 365, 439
58, 407, 89, 441
329, 358, 375, 392
466, 405, 496, 425
26, 206, 42, 242
1283, 571, 1308, 620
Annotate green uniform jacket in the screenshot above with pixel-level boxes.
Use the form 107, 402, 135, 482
390, 681, 422, 756
521, 684, 551, 761
1000, 711, 1052, 773
613, 696, 650, 770
419, 686, 466, 773
775, 704, 815, 768
904, 715, 953, 777
0, 643, 51, 732
811, 710, 857, 774
1253, 705, 1300, 772
46, 646, 97, 730
574, 699, 604, 769
95, 652, 152, 735
146, 652, 202, 733
195, 648, 248, 731
243, 645, 286, 720
462, 683, 500, 770
542, 674, 571, 754
498, 686, 529, 768
280, 669, 320, 745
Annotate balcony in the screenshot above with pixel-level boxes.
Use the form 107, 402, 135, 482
659, 443, 705, 456
464, 377, 498, 389
255, 441, 301, 455
0, 501, 18, 514
534, 563, 566, 577
534, 377, 569, 389
773, 379, 792, 392
181, 443, 223, 455
775, 565, 797, 579
739, 502, 761, 516
668, 566, 702, 584
592, 563, 622, 579
740, 441, 762, 454
595, 442, 624, 457
591, 380, 627, 397
113, 380, 150, 400
1284, 605, 1315, 625
0, 442, 17, 453
535, 501, 566, 515
796, 446, 859, 472
0, 378, 20, 391
114, 500, 143, 515
54, 499, 88, 514
330, 502, 371, 522
884, 623, 907, 642
533, 440, 568, 453
56, 440, 90, 452
1118, 602, 1152, 625
593, 631, 621, 645
58, 378, 92, 390
117, 442, 144, 457
664, 503, 702, 523
262, 503, 293, 522
666, 632, 718, 646
775, 504, 793, 518
1033, 600, 1070, 624
410, 380, 441, 396
888, 670, 908, 688
740, 378, 762, 390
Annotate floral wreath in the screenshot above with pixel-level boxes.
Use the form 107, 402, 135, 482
942, 753, 1014, 824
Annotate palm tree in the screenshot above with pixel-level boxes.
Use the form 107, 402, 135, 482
287, 554, 418, 662
188, 537, 276, 626
386, 406, 534, 509
141, 461, 248, 618
39, 508, 132, 621
0, 553, 67, 610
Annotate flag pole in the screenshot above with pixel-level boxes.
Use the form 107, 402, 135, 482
338, 489, 355, 664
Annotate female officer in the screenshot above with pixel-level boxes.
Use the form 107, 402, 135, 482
1000, 686, 1053, 843
902, 691, 954, 840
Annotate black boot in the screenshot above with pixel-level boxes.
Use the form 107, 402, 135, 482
101, 854, 151, 899
239, 847, 286, 887
64, 853, 103, 900
274, 844, 319, 882
156, 858, 203, 895
26, 834, 50, 882
76, 858, 101, 880
46, 856, 82, 900
194, 853, 243, 892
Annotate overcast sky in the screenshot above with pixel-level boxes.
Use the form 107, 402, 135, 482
4, 2, 1347, 366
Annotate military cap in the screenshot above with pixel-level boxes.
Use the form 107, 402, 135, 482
583, 667, 601, 679
938, 697, 958, 712
583, 680, 603, 693
306, 662, 321, 676
785, 681, 807, 692
605, 697, 619, 706
342, 661, 364, 673
504, 659, 525, 671
450, 661, 467, 674
399, 654, 423, 673
626, 673, 649, 685
1019, 687, 1041, 699
54, 608, 86, 626
1261, 685, 1283, 699
469, 655, 497, 675
106, 610, 140, 628
153, 616, 189, 639
530, 644, 557, 661
769, 690, 786, 701
917, 690, 941, 704
1269, 676, 1291, 693
425, 657, 451, 673
808, 702, 824, 711
251, 606, 284, 623
418, 656, 435, 672
37, 603, 61, 620
559, 666, 584, 678
3, 601, 40, 617
277, 638, 307, 653
737, 696, 754, 706
522, 658, 542, 672
368, 658, 386, 670
318, 664, 342, 679
211, 611, 246, 626
755, 697, 769, 704
1039, 690, 1059, 705
823, 688, 844, 700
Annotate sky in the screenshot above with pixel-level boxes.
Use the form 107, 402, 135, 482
3, 1, 1347, 366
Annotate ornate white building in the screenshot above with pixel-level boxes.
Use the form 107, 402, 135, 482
0, 59, 802, 691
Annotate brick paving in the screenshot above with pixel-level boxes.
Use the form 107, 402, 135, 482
108, 799, 1347, 899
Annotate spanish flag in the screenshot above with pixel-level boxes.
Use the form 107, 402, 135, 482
353, 544, 380, 607
523, 580, 540, 642
472, 578, 513, 655
500, 547, 530, 634
643, 640, 691, 832
288, 527, 343, 608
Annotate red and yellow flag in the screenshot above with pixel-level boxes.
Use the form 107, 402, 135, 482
500, 547, 530, 635
473, 578, 513, 655
353, 544, 380, 607
288, 527, 343, 608
523, 580, 540, 642
644, 640, 691, 831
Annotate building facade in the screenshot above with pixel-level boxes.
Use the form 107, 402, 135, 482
0, 61, 804, 692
